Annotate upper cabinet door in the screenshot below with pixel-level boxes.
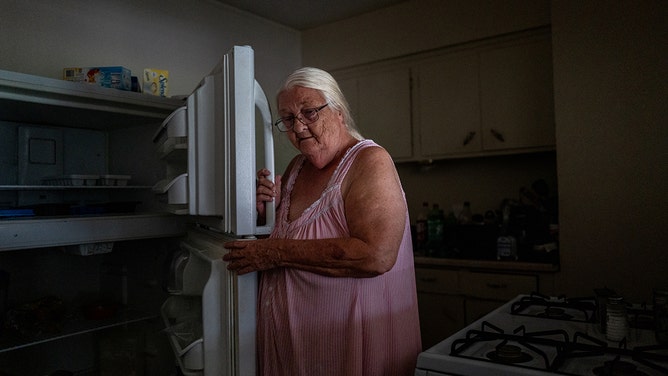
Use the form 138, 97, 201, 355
338, 66, 413, 160
357, 67, 413, 160
479, 35, 555, 151
333, 29, 555, 162
414, 51, 481, 157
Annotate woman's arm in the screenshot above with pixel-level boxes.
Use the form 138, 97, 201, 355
224, 147, 407, 278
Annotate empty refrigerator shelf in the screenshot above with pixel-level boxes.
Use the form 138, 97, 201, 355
0, 213, 187, 251
0, 307, 155, 353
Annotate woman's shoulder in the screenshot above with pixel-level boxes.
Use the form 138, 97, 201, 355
346, 141, 396, 182
353, 141, 392, 166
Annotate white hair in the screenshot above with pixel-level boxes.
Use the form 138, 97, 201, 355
277, 67, 363, 140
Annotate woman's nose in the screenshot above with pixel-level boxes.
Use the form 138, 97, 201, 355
291, 118, 309, 133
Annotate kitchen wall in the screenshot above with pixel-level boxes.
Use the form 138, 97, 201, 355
550, 1, 668, 302
0, 0, 302, 172
302, 0, 668, 302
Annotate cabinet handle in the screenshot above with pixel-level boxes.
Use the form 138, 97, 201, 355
486, 283, 508, 289
463, 131, 476, 146
490, 129, 505, 142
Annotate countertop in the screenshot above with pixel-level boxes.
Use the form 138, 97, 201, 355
414, 256, 559, 273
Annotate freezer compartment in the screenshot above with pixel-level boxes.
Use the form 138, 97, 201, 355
162, 296, 204, 375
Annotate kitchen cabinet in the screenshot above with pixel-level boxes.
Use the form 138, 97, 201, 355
414, 30, 554, 158
478, 34, 555, 151
460, 270, 538, 324
414, 268, 464, 349
414, 258, 557, 349
336, 65, 412, 159
333, 28, 554, 162
414, 51, 480, 157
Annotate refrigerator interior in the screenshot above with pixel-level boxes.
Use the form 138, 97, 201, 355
0, 237, 181, 375
0, 45, 273, 375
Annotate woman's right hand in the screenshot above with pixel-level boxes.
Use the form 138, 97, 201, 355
256, 168, 281, 225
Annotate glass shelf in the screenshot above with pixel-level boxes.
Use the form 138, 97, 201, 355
0, 307, 156, 353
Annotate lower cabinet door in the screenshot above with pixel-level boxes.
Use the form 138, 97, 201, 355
417, 292, 465, 350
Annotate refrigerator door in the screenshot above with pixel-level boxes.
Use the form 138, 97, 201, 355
162, 227, 257, 376
155, 45, 274, 236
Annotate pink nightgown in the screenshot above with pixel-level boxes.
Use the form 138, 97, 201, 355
258, 139, 422, 376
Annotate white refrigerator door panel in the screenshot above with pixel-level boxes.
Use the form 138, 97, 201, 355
185, 45, 274, 237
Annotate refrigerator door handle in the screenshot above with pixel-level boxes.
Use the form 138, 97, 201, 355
253, 80, 275, 235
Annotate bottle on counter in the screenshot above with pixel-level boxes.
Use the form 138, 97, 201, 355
458, 201, 472, 225
415, 201, 429, 252
496, 205, 518, 260
426, 204, 445, 257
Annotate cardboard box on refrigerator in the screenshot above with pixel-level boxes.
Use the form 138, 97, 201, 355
143, 68, 169, 97
63, 66, 132, 91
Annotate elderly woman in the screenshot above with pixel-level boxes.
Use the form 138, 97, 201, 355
223, 67, 421, 376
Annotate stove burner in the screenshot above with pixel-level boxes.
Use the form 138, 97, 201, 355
537, 307, 575, 320
486, 344, 533, 364
511, 293, 597, 322
592, 360, 650, 376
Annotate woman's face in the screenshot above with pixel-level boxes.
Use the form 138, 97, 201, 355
277, 86, 349, 168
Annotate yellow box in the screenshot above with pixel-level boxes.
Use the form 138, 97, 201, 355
143, 68, 169, 97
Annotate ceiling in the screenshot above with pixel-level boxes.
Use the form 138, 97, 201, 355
215, 0, 407, 30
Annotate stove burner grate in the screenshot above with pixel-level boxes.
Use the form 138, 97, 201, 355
511, 293, 597, 322
450, 321, 570, 372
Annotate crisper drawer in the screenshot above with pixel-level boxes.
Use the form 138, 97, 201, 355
460, 271, 537, 300
415, 267, 459, 294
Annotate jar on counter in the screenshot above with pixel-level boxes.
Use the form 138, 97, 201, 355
654, 288, 668, 344
606, 296, 628, 342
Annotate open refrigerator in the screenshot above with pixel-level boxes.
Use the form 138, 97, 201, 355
0, 46, 273, 375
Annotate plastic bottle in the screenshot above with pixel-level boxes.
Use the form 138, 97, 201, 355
427, 204, 445, 256
458, 201, 472, 225
415, 202, 429, 252
496, 204, 518, 260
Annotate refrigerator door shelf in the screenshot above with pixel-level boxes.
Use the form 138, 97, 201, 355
152, 173, 188, 205
162, 296, 205, 374
153, 105, 187, 143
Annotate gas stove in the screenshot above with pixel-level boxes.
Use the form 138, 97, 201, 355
415, 294, 668, 375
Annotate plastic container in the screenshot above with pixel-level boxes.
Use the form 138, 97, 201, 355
98, 174, 131, 186
42, 174, 99, 186
605, 296, 628, 342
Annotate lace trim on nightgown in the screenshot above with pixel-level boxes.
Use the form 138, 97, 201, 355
279, 140, 374, 228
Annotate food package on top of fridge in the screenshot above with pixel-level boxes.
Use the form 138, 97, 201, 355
63, 66, 132, 91
143, 68, 169, 97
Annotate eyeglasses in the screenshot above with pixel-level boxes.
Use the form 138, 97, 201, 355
273, 103, 329, 132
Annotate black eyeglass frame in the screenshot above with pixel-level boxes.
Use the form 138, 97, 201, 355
273, 103, 329, 132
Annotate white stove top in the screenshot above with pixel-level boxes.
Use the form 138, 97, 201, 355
415, 295, 667, 376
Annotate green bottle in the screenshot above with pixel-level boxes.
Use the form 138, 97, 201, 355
426, 204, 445, 256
